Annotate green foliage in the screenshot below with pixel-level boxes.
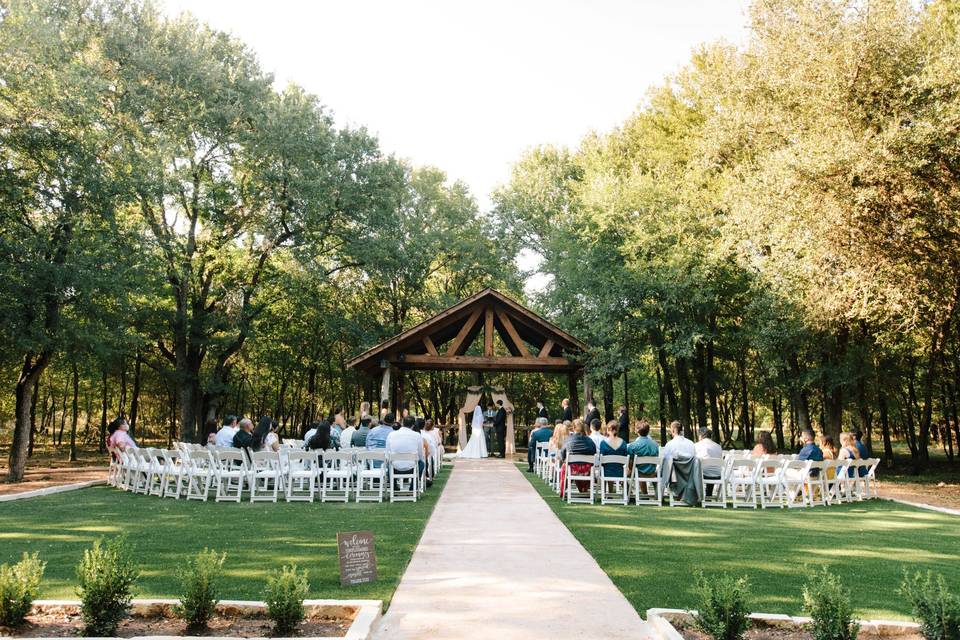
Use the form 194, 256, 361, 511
691, 572, 751, 640
0, 553, 45, 627
173, 549, 225, 629
802, 571, 860, 640
899, 571, 960, 640
264, 565, 309, 635
75, 536, 139, 637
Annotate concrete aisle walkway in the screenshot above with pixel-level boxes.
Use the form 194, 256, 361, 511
372, 459, 652, 640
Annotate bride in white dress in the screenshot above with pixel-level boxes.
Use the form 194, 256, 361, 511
458, 405, 488, 458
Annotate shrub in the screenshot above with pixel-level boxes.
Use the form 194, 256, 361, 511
174, 549, 226, 629
264, 565, 309, 635
0, 553, 45, 627
899, 570, 960, 640
802, 571, 860, 640
75, 536, 139, 637
691, 572, 752, 640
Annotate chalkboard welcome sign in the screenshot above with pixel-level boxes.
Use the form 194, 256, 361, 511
337, 531, 377, 586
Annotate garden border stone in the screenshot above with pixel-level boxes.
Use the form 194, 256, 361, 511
15, 598, 382, 640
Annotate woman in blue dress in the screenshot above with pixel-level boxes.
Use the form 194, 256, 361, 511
599, 421, 628, 477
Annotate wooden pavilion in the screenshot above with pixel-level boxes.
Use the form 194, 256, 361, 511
346, 288, 591, 418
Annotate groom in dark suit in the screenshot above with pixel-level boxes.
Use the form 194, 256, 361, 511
493, 400, 507, 458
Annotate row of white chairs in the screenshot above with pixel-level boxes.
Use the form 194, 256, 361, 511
533, 442, 881, 508
107, 445, 433, 503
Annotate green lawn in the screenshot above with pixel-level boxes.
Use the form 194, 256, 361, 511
0, 472, 448, 607
522, 469, 959, 620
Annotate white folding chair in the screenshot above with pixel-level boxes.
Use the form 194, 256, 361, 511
388, 453, 419, 502
700, 457, 726, 508
159, 449, 186, 498
863, 458, 881, 498
321, 450, 354, 502
249, 450, 282, 502
215, 449, 248, 502
632, 456, 663, 505
184, 448, 215, 501
804, 460, 828, 507
853, 459, 872, 500
782, 459, 812, 508
758, 458, 788, 508
356, 450, 388, 502
284, 450, 318, 502
130, 449, 151, 494
728, 458, 760, 508
828, 459, 853, 503
145, 448, 165, 497
599, 455, 630, 505
564, 454, 595, 504
106, 446, 120, 486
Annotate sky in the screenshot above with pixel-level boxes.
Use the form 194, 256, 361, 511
159, 0, 752, 291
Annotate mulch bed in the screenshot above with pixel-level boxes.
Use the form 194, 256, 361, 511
676, 620, 922, 640
0, 611, 351, 638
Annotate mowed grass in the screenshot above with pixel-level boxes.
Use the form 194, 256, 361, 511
0, 472, 448, 607
523, 470, 960, 620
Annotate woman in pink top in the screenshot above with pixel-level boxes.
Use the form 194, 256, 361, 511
107, 418, 137, 451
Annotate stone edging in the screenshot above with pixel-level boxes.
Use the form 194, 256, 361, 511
646, 608, 921, 640
0, 479, 107, 502
24, 598, 382, 640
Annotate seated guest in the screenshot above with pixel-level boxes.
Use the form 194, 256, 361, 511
820, 435, 838, 479
306, 421, 336, 451
261, 420, 280, 452
599, 420, 628, 478
588, 418, 604, 450
107, 417, 137, 451
797, 428, 824, 476
387, 416, 427, 480
695, 427, 723, 495
838, 431, 861, 476
329, 408, 345, 439
752, 430, 778, 456
204, 417, 219, 445
527, 417, 554, 472
232, 418, 257, 450
661, 421, 696, 460
359, 401, 371, 420
340, 418, 357, 449
421, 419, 442, 478
548, 422, 569, 462
559, 419, 597, 497
252, 416, 274, 452
627, 420, 659, 476
379, 400, 390, 421
853, 429, 870, 475
302, 421, 319, 445
352, 417, 372, 447
215, 416, 238, 448
366, 413, 395, 450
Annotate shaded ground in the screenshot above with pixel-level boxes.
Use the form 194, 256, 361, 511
0, 472, 449, 607
0, 466, 107, 496
522, 467, 960, 620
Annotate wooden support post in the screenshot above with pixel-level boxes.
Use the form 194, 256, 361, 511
379, 367, 392, 413
568, 370, 580, 418
396, 370, 406, 417
583, 375, 593, 415
484, 307, 494, 357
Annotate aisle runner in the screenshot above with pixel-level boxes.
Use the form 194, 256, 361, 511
371, 459, 652, 640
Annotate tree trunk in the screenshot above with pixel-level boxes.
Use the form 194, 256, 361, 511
657, 349, 679, 422
602, 375, 615, 423
99, 369, 109, 454
7, 354, 50, 482
878, 390, 893, 466
706, 340, 720, 434
70, 360, 79, 462
787, 354, 811, 432
129, 350, 142, 438
656, 365, 667, 445
675, 357, 693, 437
772, 393, 785, 451
693, 343, 708, 432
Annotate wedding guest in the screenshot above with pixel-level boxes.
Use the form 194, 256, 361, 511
559, 419, 596, 496
752, 430, 778, 456
253, 416, 273, 452
853, 429, 870, 476
661, 421, 695, 460
548, 422, 569, 461
820, 435, 838, 480
107, 417, 137, 451
379, 400, 390, 421
584, 401, 601, 428
352, 417, 373, 447
536, 401, 549, 421
617, 406, 629, 440
527, 417, 554, 472
215, 416, 239, 448
232, 418, 257, 450
359, 401, 371, 420
561, 398, 573, 422
261, 421, 280, 452
204, 417, 219, 445
340, 418, 357, 449
838, 431, 861, 476
307, 422, 336, 451
797, 429, 824, 477
695, 427, 723, 495
588, 419, 604, 450
627, 420, 659, 475
366, 413, 395, 451
422, 419, 442, 478
387, 416, 427, 479
599, 421, 628, 478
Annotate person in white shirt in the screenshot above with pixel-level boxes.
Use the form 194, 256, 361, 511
420, 419, 441, 478
694, 426, 723, 477
588, 419, 604, 451
386, 416, 426, 476
661, 421, 696, 460
339, 419, 357, 450
302, 424, 318, 447
214, 416, 239, 448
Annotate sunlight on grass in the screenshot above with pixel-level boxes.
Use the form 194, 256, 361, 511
522, 472, 959, 621
0, 472, 449, 608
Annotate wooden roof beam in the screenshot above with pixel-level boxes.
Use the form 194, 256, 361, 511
445, 308, 482, 357
495, 308, 530, 358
